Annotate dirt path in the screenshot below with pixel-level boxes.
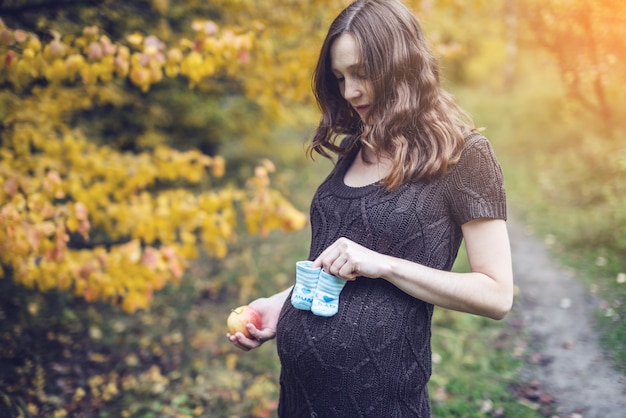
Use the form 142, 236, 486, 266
507, 215, 626, 417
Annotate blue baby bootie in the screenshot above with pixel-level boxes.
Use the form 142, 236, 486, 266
292, 260, 320, 310
311, 269, 346, 317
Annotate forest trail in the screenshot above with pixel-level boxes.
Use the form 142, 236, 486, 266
507, 215, 626, 417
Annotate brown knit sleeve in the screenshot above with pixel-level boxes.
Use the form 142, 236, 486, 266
445, 134, 507, 225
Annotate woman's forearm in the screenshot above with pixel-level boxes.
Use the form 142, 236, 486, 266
381, 258, 513, 319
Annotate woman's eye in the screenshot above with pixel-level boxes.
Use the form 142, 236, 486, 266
336, 77, 345, 83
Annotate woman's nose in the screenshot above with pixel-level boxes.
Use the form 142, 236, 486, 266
343, 78, 362, 101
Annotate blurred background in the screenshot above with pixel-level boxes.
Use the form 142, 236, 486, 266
0, 0, 624, 416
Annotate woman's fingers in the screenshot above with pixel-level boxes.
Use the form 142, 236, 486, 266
227, 323, 276, 352
247, 323, 276, 342
314, 238, 348, 271
314, 238, 370, 280
339, 259, 360, 279
227, 331, 261, 351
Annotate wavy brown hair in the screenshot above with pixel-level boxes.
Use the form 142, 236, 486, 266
310, 0, 475, 189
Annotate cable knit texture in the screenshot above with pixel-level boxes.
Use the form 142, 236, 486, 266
276, 132, 506, 417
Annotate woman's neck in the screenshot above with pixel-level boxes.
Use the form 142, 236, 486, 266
343, 147, 392, 187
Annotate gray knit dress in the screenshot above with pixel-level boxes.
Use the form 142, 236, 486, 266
276, 132, 507, 417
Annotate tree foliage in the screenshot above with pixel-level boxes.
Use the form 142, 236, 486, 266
0, 13, 307, 313
519, 0, 626, 130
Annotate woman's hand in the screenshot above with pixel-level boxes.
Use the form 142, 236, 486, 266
227, 287, 291, 351
312, 237, 389, 280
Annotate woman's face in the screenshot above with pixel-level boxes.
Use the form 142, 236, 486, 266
330, 33, 374, 122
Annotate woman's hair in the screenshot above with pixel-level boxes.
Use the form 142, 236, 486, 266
310, 0, 475, 189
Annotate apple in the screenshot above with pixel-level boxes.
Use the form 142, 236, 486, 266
227, 305, 262, 339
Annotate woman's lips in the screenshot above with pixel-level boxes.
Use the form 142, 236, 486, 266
354, 105, 370, 115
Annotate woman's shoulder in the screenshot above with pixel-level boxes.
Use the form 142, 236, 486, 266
437, 129, 506, 196
455, 130, 501, 169
463, 130, 492, 151
442, 130, 507, 223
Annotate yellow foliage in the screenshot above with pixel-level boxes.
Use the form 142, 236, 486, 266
0, 100, 305, 312
0, 18, 254, 94
0, 21, 308, 312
